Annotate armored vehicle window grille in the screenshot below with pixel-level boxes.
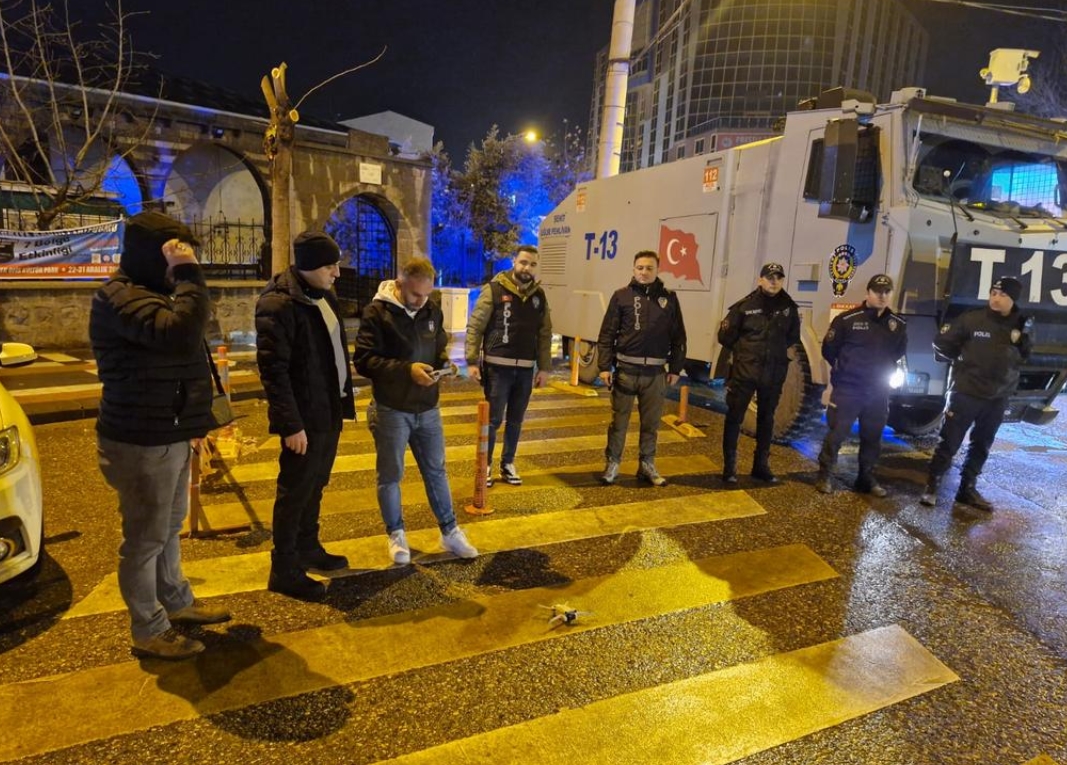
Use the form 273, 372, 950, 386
803, 139, 825, 200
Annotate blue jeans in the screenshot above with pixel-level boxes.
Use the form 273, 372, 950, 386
97, 435, 194, 641
485, 365, 534, 467
370, 403, 457, 535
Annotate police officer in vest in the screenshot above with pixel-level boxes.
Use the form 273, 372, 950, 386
597, 250, 687, 486
920, 276, 1032, 511
466, 245, 552, 486
718, 262, 801, 484
816, 274, 908, 497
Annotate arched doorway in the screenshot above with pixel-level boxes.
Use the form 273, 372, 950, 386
163, 143, 266, 271
325, 195, 397, 316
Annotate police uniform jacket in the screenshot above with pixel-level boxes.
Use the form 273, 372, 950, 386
718, 287, 800, 387
464, 271, 552, 370
934, 306, 1032, 400
354, 280, 450, 414
597, 277, 687, 375
822, 302, 907, 392
255, 267, 356, 437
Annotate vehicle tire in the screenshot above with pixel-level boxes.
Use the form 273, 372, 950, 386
741, 346, 824, 443
888, 402, 945, 437
575, 339, 600, 384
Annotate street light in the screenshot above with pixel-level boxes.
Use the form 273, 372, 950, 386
523, 129, 539, 144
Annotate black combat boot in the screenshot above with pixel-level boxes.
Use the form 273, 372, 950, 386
722, 449, 738, 485
919, 474, 942, 507
956, 479, 993, 512
814, 470, 833, 494
854, 472, 888, 498
750, 461, 778, 484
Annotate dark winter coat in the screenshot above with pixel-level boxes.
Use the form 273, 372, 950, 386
597, 278, 687, 375
822, 302, 908, 393
90, 263, 215, 445
718, 287, 801, 387
255, 267, 355, 437
354, 280, 450, 413
934, 306, 1032, 400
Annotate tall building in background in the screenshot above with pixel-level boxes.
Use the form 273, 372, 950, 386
589, 0, 928, 172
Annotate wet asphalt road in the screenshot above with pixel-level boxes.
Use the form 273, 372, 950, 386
0, 379, 1065, 764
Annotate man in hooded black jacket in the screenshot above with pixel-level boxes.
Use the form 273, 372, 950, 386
91, 211, 231, 661
717, 262, 801, 484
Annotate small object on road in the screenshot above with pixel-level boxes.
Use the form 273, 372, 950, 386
540, 603, 593, 629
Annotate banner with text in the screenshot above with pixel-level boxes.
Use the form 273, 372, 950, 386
0, 219, 123, 279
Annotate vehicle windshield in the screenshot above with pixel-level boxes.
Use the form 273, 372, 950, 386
911, 134, 1067, 219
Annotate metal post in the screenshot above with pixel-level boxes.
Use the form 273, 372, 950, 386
465, 400, 494, 515
570, 337, 581, 387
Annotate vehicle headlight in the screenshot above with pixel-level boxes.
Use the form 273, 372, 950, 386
0, 425, 22, 477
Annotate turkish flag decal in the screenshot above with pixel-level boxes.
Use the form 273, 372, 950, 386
658, 225, 702, 284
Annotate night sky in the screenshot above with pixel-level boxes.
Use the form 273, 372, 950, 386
69, 1, 1066, 157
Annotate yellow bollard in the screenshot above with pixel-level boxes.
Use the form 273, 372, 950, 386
465, 400, 494, 515
678, 385, 690, 423
570, 336, 581, 387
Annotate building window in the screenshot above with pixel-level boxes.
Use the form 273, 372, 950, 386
676, 145, 686, 160
695, 138, 706, 154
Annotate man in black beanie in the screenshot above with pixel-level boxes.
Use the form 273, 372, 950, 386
920, 276, 1032, 511
256, 230, 355, 600
91, 211, 231, 660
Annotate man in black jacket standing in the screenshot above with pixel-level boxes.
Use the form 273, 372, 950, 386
597, 250, 687, 486
354, 257, 478, 565
920, 277, 1031, 511
91, 212, 231, 660
718, 262, 801, 484
816, 274, 908, 497
256, 231, 355, 601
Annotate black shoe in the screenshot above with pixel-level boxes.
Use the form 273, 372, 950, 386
268, 569, 327, 602
814, 472, 833, 494
722, 472, 738, 485
298, 547, 349, 572
919, 479, 940, 507
956, 484, 993, 512
750, 467, 779, 484
854, 479, 888, 498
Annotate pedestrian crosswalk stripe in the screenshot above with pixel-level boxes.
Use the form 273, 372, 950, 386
188, 454, 721, 534
376, 625, 958, 765
69, 489, 761, 619
228, 430, 690, 484
255, 409, 631, 450
10, 544, 835, 761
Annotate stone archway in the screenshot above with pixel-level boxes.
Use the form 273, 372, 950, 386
325, 194, 398, 315
163, 143, 267, 268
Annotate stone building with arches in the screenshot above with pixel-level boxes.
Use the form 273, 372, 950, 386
0, 72, 431, 347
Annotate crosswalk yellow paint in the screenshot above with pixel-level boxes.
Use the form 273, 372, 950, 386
187, 454, 721, 534
376, 625, 958, 765
228, 430, 689, 484
7, 544, 835, 762
70, 489, 762, 619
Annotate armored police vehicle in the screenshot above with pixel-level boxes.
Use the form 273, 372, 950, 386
539, 68, 1067, 439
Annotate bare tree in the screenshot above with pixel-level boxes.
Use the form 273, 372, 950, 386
0, 0, 152, 230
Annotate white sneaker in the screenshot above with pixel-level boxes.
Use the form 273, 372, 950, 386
388, 529, 411, 565
501, 463, 522, 485
441, 526, 479, 559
